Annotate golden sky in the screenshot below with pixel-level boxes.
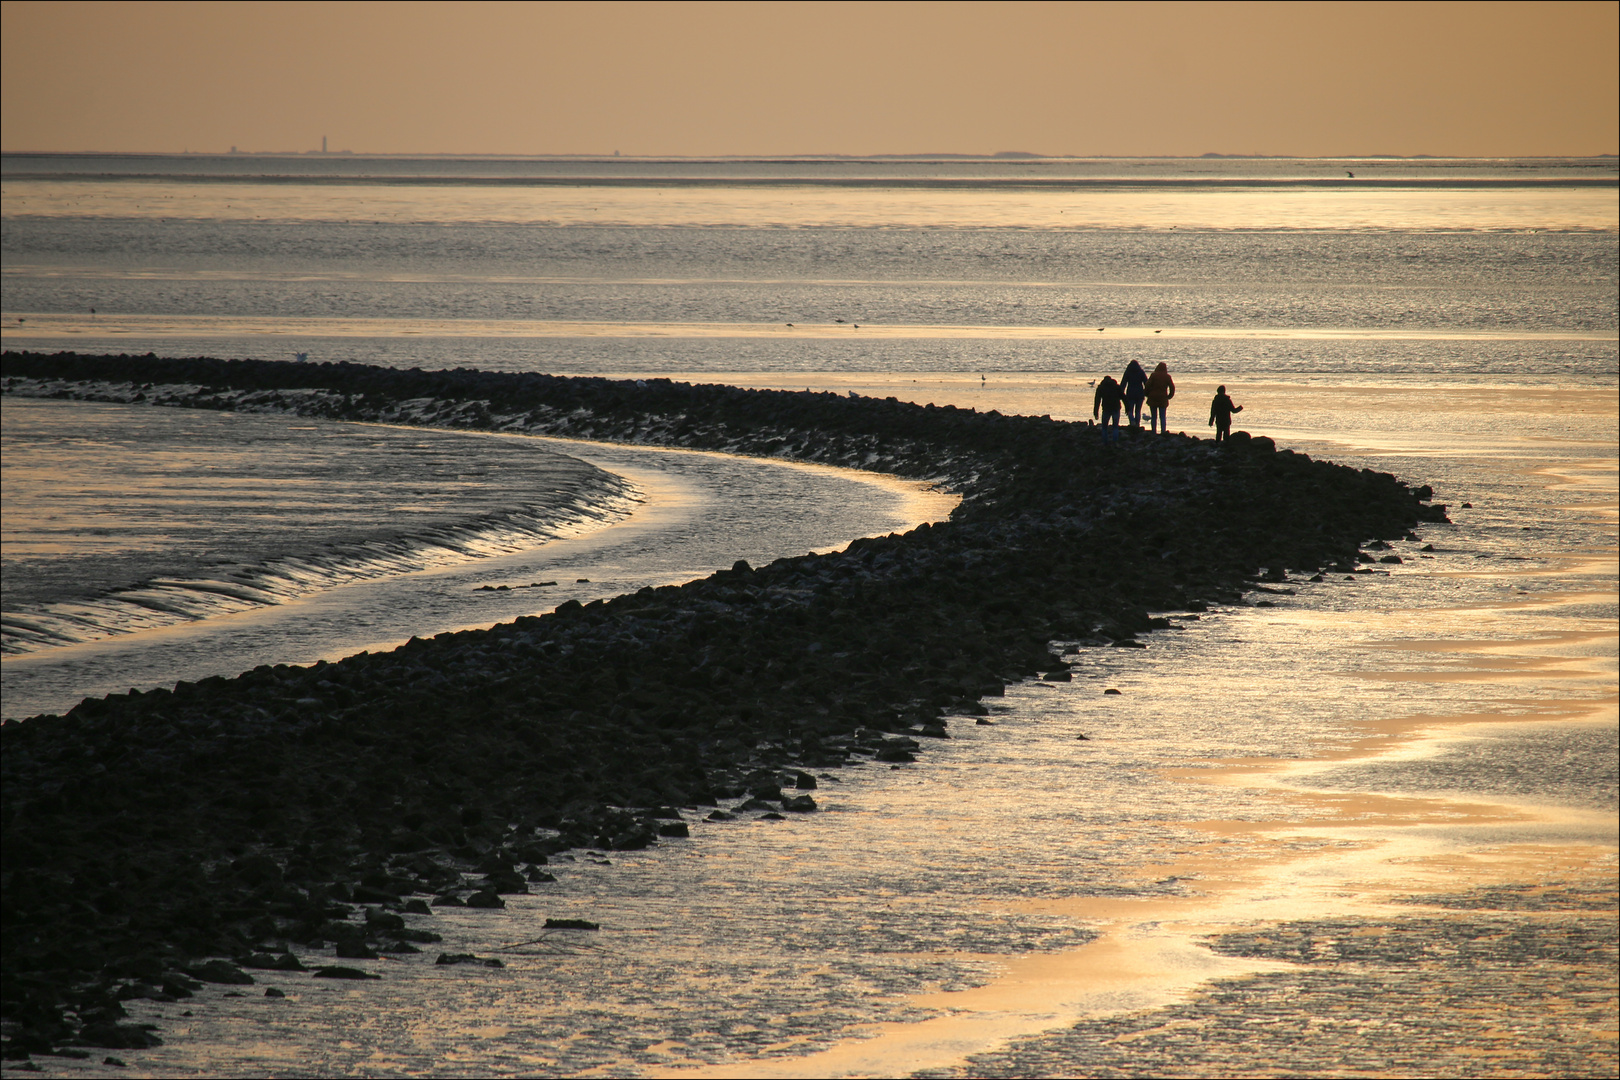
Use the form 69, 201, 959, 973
2, 0, 1615, 157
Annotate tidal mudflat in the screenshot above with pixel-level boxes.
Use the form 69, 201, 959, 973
2, 152, 1613, 1076
2, 353, 1541, 1078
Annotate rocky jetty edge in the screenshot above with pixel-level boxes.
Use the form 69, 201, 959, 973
0, 351, 1449, 1062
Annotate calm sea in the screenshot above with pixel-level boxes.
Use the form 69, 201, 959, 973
1, 155, 1615, 1077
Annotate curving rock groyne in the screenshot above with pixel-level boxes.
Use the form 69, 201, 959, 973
0, 351, 1449, 1059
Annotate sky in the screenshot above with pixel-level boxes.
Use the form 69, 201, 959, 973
2, 1, 1615, 157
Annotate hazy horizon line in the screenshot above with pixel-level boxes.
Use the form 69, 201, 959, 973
5, 150, 1618, 162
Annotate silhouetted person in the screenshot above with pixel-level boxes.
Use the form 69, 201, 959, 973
1145, 362, 1175, 434
1120, 360, 1148, 429
1094, 375, 1124, 444
1209, 385, 1243, 443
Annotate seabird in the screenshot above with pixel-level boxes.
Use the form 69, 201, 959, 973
1346, 170, 1355, 178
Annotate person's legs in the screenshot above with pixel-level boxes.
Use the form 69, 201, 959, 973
1125, 399, 1143, 428
1150, 405, 1167, 433
1103, 408, 1120, 443
1215, 420, 1229, 443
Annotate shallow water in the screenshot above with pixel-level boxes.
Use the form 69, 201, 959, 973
0, 397, 641, 653
11, 380, 1613, 1079
3, 157, 1615, 1076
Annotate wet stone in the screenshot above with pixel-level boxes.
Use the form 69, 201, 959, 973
185, 960, 253, 985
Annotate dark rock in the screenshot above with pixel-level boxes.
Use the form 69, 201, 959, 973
334, 942, 378, 960
874, 747, 915, 762
1104, 688, 1123, 695
432, 894, 467, 907
312, 967, 380, 980
657, 822, 690, 837
435, 953, 503, 967
482, 870, 529, 894
781, 795, 817, 812
792, 771, 818, 789
543, 917, 600, 930
365, 909, 406, 932
1379, 554, 1403, 564
404, 899, 432, 915
234, 853, 282, 886
264, 988, 285, 998
464, 891, 505, 909
186, 960, 254, 985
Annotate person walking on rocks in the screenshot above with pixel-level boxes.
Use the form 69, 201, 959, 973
1208, 385, 1243, 443
1094, 374, 1125, 444
1120, 360, 1149, 430
1145, 362, 1175, 434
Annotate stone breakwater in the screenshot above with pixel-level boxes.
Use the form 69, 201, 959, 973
0, 352, 1449, 1061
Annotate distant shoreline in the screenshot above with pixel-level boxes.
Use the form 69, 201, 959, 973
5, 150, 1617, 162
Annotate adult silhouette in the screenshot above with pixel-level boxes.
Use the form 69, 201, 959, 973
1093, 375, 1125, 444
1145, 362, 1175, 434
1120, 360, 1148, 430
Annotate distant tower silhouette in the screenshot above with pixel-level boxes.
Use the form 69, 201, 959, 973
322, 135, 327, 153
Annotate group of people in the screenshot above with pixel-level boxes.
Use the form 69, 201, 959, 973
1091, 360, 1243, 443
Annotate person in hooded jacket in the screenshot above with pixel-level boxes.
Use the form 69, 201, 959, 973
1145, 362, 1175, 434
1093, 375, 1125, 444
1208, 385, 1243, 443
1120, 360, 1149, 430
